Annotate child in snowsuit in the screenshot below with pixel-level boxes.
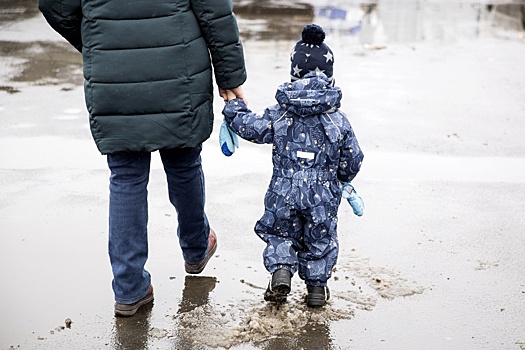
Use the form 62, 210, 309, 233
222, 24, 364, 307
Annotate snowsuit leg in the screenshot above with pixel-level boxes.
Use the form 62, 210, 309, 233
297, 212, 339, 287
255, 176, 340, 285
255, 182, 303, 275
294, 178, 340, 287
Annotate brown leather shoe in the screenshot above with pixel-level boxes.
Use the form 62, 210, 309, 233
114, 285, 154, 317
185, 229, 217, 274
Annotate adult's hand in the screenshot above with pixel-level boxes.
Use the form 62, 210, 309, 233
218, 86, 247, 105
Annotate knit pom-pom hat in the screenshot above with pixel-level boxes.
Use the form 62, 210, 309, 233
290, 24, 334, 81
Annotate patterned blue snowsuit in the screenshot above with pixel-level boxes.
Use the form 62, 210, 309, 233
223, 73, 363, 287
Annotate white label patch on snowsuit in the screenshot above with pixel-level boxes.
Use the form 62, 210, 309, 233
297, 151, 315, 160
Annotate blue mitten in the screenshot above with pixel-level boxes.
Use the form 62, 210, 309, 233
219, 119, 239, 156
341, 182, 364, 216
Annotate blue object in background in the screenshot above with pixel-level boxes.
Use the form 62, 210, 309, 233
319, 7, 347, 20
330, 7, 347, 20
349, 21, 362, 35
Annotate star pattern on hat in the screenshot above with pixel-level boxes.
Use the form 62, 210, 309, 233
290, 25, 334, 81
293, 64, 303, 77
323, 51, 333, 62
300, 43, 319, 48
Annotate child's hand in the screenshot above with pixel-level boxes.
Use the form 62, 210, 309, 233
341, 182, 364, 216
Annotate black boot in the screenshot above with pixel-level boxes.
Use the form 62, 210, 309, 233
306, 285, 330, 307
264, 268, 292, 303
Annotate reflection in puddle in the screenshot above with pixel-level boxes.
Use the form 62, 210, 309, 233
178, 275, 217, 313
163, 253, 422, 349
112, 302, 153, 350
104, 253, 423, 348
233, 1, 314, 40
233, 0, 525, 45
0, 1, 523, 88
261, 321, 332, 350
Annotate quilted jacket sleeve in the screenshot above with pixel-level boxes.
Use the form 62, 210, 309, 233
222, 99, 275, 144
38, 0, 82, 52
191, 0, 246, 89
337, 125, 364, 183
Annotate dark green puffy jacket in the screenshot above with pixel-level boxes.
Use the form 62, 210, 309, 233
38, 0, 246, 154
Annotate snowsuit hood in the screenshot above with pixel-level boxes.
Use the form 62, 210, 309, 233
275, 72, 341, 117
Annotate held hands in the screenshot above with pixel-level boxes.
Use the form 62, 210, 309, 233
225, 90, 237, 101
218, 86, 247, 104
341, 182, 365, 216
218, 85, 245, 156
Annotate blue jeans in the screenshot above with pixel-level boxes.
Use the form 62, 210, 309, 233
107, 146, 209, 303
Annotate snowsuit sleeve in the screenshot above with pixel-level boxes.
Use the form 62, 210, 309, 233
38, 0, 82, 52
222, 99, 276, 144
190, 0, 247, 89
337, 126, 364, 183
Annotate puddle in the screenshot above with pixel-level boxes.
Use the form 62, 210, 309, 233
0, 0, 39, 23
73, 254, 424, 350
0, 40, 82, 85
0, 1, 523, 86
148, 255, 424, 349
234, 1, 524, 45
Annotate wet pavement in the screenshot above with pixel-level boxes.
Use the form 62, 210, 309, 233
1, 1, 525, 349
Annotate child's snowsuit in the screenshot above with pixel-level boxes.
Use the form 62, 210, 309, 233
223, 72, 363, 287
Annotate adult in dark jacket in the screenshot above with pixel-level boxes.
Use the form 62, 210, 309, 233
38, 0, 247, 316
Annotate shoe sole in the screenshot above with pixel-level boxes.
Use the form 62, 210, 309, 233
185, 236, 218, 274
114, 293, 154, 317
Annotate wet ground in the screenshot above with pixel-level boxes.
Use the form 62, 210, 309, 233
1, 1, 525, 349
